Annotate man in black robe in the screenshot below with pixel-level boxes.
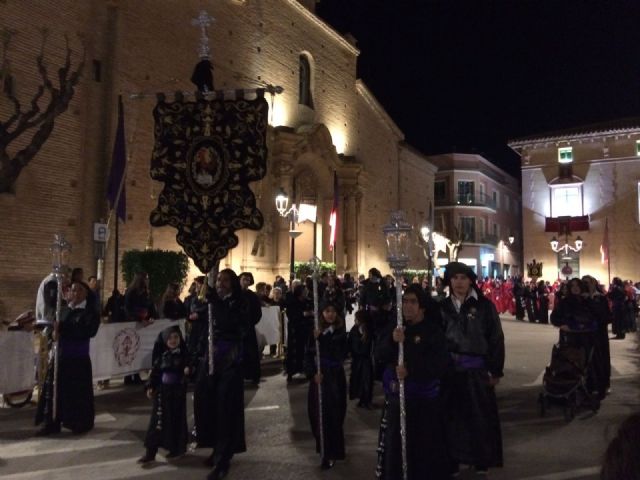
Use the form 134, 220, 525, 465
439, 262, 504, 476
239, 272, 262, 385
375, 284, 450, 480
35, 281, 100, 435
192, 269, 249, 480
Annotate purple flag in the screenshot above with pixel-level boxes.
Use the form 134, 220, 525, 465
107, 95, 126, 221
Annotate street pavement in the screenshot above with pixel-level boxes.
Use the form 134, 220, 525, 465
1, 315, 638, 480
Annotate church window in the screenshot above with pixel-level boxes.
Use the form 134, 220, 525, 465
299, 54, 314, 109
558, 146, 573, 164
550, 185, 583, 217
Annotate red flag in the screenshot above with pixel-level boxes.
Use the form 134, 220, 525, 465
600, 217, 609, 264
329, 171, 338, 251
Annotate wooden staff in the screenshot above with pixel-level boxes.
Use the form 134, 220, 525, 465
311, 258, 324, 460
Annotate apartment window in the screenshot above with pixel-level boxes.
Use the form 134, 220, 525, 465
492, 190, 499, 208
435, 180, 446, 200
299, 54, 314, 108
636, 140, 640, 156
551, 185, 583, 217
493, 223, 499, 238
558, 146, 573, 164
504, 195, 510, 212
458, 181, 475, 204
460, 216, 476, 242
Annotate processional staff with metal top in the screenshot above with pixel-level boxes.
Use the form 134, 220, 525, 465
50, 233, 71, 422
311, 256, 325, 461
383, 211, 413, 480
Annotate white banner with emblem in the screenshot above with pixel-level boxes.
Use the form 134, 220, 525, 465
1, 306, 287, 390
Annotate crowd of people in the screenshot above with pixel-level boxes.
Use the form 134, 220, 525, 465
23, 261, 640, 479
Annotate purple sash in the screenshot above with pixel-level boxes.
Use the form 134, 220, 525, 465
59, 338, 90, 358
213, 339, 242, 365
451, 353, 486, 370
382, 367, 440, 400
161, 372, 181, 385
320, 356, 342, 370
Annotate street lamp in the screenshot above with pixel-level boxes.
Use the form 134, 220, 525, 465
549, 234, 583, 255
419, 225, 434, 288
275, 188, 302, 286
382, 210, 412, 480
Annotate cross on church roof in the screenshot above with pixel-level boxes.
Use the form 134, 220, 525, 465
191, 10, 216, 59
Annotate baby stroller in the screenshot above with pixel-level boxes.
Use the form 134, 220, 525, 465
537, 331, 599, 422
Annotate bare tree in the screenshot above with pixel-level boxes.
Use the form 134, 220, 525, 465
0, 28, 84, 193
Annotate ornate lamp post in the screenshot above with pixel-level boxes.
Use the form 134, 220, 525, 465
275, 188, 302, 286
549, 234, 583, 255
50, 233, 71, 421
382, 210, 412, 480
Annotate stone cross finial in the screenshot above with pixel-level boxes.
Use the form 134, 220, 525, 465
191, 10, 215, 59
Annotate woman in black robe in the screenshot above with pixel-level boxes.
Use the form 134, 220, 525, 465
583, 275, 611, 399
239, 272, 263, 385
439, 262, 505, 476
192, 269, 249, 480
375, 284, 450, 480
35, 281, 100, 435
305, 301, 348, 469
348, 310, 374, 408
551, 278, 601, 397
285, 283, 313, 382
138, 326, 189, 463
160, 282, 187, 320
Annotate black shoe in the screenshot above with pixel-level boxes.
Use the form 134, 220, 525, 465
136, 451, 156, 464
475, 465, 489, 476
207, 464, 229, 480
320, 458, 335, 470
35, 424, 61, 436
286, 374, 293, 383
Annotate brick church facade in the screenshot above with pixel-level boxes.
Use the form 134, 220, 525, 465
0, 0, 437, 319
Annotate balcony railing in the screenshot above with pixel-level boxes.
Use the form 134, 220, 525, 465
459, 232, 500, 245
435, 192, 497, 210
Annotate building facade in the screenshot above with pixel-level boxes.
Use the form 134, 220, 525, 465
426, 153, 521, 279
509, 119, 640, 283
0, 0, 437, 319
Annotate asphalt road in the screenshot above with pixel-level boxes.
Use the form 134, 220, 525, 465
1, 315, 638, 480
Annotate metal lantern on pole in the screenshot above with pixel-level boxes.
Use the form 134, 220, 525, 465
382, 210, 412, 480
50, 233, 71, 421
275, 187, 302, 286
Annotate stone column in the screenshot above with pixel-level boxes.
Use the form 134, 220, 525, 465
344, 186, 361, 274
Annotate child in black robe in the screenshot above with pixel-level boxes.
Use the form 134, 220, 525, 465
305, 301, 348, 469
138, 326, 190, 463
348, 310, 374, 408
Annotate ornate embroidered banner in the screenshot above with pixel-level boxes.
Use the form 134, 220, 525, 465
149, 90, 268, 272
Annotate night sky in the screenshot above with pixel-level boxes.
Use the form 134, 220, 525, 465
317, 0, 640, 179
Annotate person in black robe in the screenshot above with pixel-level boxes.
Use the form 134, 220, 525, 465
35, 281, 100, 435
138, 326, 189, 463
551, 278, 603, 397
608, 278, 627, 339
439, 262, 505, 476
192, 268, 249, 480
185, 277, 209, 361
305, 301, 348, 469
348, 310, 374, 408
239, 272, 263, 385
524, 281, 537, 323
285, 283, 314, 382
536, 280, 550, 324
512, 277, 526, 321
583, 275, 611, 399
375, 284, 450, 480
